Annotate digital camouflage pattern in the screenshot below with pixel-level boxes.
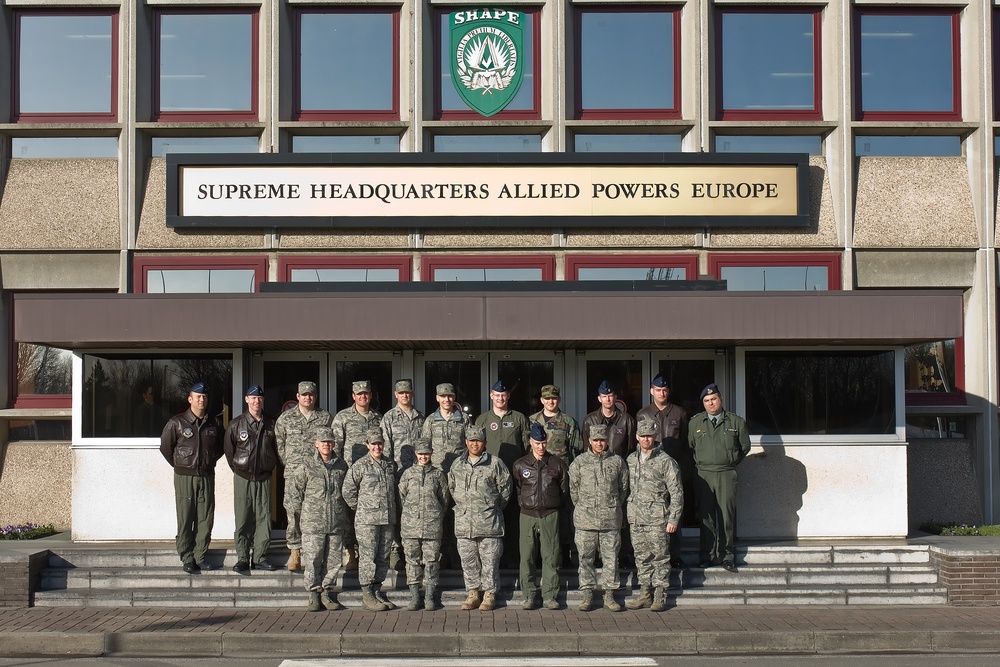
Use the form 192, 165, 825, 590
355, 523, 392, 586
575, 526, 622, 591
342, 453, 398, 527
457, 536, 504, 593
288, 450, 350, 536
398, 463, 450, 541
568, 450, 629, 531
331, 405, 382, 466
275, 407, 333, 469
403, 538, 442, 590
421, 410, 470, 472
449, 452, 512, 538
301, 532, 344, 592
381, 405, 425, 469
626, 448, 683, 528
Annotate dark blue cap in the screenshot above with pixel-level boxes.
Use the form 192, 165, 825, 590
700, 383, 720, 400
245, 384, 263, 397
529, 422, 547, 442
491, 380, 508, 393
190, 381, 207, 394
650, 374, 668, 388
597, 380, 614, 395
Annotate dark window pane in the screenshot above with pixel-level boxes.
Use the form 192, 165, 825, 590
335, 360, 392, 414
905, 415, 967, 438
579, 9, 674, 111
855, 135, 961, 157
12, 137, 118, 158
715, 135, 822, 155
719, 12, 816, 113
433, 135, 541, 152
905, 340, 957, 394
82, 354, 233, 438
721, 266, 828, 291
496, 360, 554, 417
158, 13, 253, 113
578, 267, 686, 280
17, 344, 72, 395
151, 136, 258, 157
8, 420, 71, 441
291, 268, 400, 282
858, 13, 955, 114
422, 360, 482, 417
299, 11, 395, 111
656, 359, 716, 419
745, 351, 896, 435
292, 135, 400, 152
18, 14, 114, 115
262, 359, 320, 417
433, 268, 542, 281
146, 269, 256, 293
584, 360, 643, 415
574, 134, 682, 153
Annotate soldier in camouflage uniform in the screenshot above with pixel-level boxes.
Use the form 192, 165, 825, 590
287, 427, 349, 612
420, 382, 469, 473
449, 424, 513, 612
275, 380, 333, 572
331, 380, 383, 467
342, 428, 398, 611
397, 437, 450, 610
569, 423, 629, 612
381, 379, 425, 471
625, 419, 683, 612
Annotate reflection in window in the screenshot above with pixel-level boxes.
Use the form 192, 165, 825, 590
855, 135, 961, 157
906, 415, 967, 439
12, 137, 118, 158
298, 9, 396, 116
905, 340, 957, 394
715, 135, 822, 155
157, 12, 255, 116
291, 268, 400, 282
335, 360, 392, 415
292, 135, 400, 153
578, 267, 686, 281
856, 11, 958, 118
151, 136, 259, 157
146, 269, 256, 293
497, 360, 554, 417
574, 134, 682, 153
577, 6, 676, 116
433, 135, 541, 152
17, 344, 72, 396
717, 10, 818, 118
721, 266, 828, 291
82, 354, 233, 438
16, 13, 115, 118
584, 359, 643, 415
745, 351, 896, 435
8, 420, 71, 442
656, 358, 717, 419
433, 268, 543, 281
422, 360, 482, 417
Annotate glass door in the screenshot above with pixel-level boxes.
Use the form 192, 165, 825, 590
575, 351, 647, 420
490, 352, 560, 418
416, 352, 487, 419
328, 353, 399, 415
650, 351, 725, 419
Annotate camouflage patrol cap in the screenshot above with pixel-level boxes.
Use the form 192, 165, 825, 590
636, 419, 658, 437
465, 424, 486, 441
414, 438, 433, 454
541, 384, 560, 398
313, 426, 336, 442
298, 381, 317, 395
436, 382, 456, 397
394, 379, 414, 392
352, 380, 371, 394
589, 424, 608, 441
366, 428, 385, 444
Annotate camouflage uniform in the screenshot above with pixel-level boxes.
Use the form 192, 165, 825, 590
626, 446, 683, 589
569, 445, 629, 592
275, 405, 332, 550
398, 455, 450, 591
421, 409, 469, 473
449, 449, 512, 594
331, 405, 382, 467
381, 404, 425, 470
288, 449, 349, 593
529, 410, 582, 461
342, 446, 397, 587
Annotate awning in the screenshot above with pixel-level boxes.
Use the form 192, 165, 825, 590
13, 286, 963, 351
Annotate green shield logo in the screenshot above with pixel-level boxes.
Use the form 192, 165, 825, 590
450, 10, 524, 117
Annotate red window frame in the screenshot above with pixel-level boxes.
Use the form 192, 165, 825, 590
432, 7, 542, 121
904, 337, 965, 407
422, 255, 555, 281
566, 254, 699, 281
152, 8, 259, 122
853, 8, 961, 122
292, 6, 400, 121
574, 5, 681, 121
133, 256, 268, 293
279, 255, 412, 282
708, 253, 842, 290
12, 10, 119, 123
714, 7, 822, 122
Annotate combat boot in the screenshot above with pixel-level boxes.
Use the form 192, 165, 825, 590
287, 548, 301, 572
424, 585, 440, 611
374, 584, 397, 610
479, 591, 497, 611
407, 585, 423, 611
361, 584, 386, 611
460, 588, 482, 610
650, 587, 668, 612
578, 589, 594, 612
603, 590, 623, 612
321, 590, 343, 611
626, 586, 652, 610
307, 591, 322, 612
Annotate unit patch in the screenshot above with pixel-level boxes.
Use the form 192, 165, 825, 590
449, 9, 525, 117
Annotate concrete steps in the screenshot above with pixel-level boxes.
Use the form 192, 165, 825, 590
33, 543, 948, 608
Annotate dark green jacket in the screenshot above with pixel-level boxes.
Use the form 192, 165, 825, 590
687, 410, 751, 473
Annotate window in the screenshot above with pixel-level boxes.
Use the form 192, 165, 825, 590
279, 256, 412, 282
12, 137, 118, 158
904, 339, 964, 406
745, 350, 896, 436
14, 11, 117, 122
566, 255, 698, 281
295, 8, 399, 120
435, 8, 540, 119
715, 8, 821, 120
154, 10, 257, 121
854, 9, 960, 121
709, 253, 841, 291
423, 255, 555, 281
151, 136, 259, 157
574, 134, 682, 153
855, 135, 961, 157
432, 135, 541, 152
13, 344, 72, 409
82, 353, 233, 438
715, 135, 822, 155
134, 257, 267, 293
292, 136, 400, 153
575, 6, 680, 119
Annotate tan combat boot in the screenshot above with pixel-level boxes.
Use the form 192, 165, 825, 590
321, 590, 344, 611
479, 591, 497, 611
626, 586, 652, 610
361, 584, 386, 611
460, 588, 482, 610
287, 548, 301, 572
603, 590, 623, 612
307, 591, 322, 612
578, 589, 594, 611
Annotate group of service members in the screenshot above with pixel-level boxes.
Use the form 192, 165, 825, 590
158, 374, 750, 612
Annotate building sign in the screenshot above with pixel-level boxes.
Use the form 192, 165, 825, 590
167, 153, 810, 229
450, 9, 524, 117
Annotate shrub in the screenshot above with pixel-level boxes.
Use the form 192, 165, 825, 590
0, 523, 56, 540
920, 521, 1000, 537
